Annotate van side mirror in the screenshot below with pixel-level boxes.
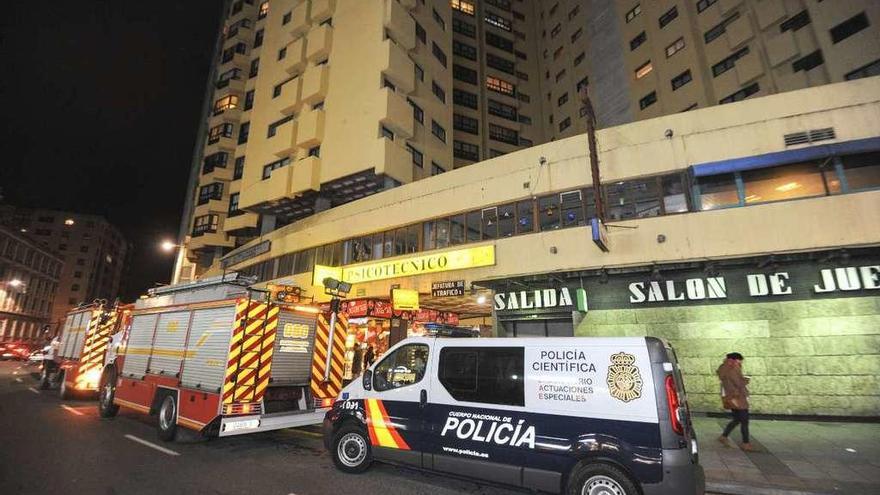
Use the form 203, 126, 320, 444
363, 369, 372, 390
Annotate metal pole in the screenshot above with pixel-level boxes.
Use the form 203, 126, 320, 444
580, 88, 606, 223
323, 302, 338, 382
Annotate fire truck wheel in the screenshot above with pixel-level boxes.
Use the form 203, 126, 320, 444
39, 367, 51, 390
565, 462, 639, 495
59, 373, 74, 400
98, 370, 119, 418
157, 395, 178, 442
332, 424, 372, 474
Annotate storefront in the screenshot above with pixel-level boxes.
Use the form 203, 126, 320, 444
480, 248, 880, 417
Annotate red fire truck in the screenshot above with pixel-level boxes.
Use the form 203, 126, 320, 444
98, 274, 347, 441
41, 302, 131, 399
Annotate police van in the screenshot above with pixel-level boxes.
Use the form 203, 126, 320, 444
322, 337, 704, 495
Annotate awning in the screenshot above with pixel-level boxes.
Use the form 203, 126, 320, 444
690, 136, 880, 177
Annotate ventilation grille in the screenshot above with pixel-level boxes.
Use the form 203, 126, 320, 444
784, 127, 836, 146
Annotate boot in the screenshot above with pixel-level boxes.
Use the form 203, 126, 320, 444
741, 442, 757, 452
718, 436, 732, 447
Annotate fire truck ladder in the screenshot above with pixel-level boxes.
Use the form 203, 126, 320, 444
222, 297, 279, 415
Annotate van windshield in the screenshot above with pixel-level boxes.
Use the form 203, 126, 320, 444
374, 344, 429, 392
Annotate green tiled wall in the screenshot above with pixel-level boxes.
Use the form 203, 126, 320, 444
575, 296, 880, 416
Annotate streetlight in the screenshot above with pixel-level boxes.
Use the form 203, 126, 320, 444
160, 240, 178, 253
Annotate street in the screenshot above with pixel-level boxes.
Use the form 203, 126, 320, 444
0, 360, 520, 495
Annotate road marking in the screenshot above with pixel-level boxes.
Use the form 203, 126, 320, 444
124, 434, 181, 456
15, 377, 23, 383
61, 405, 84, 416
28, 387, 40, 394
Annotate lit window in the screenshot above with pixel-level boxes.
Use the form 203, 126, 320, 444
635, 60, 653, 79
451, 0, 475, 16
213, 94, 239, 114
486, 76, 515, 96
665, 37, 685, 58
625, 4, 641, 23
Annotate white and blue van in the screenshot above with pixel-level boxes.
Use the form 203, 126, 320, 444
323, 337, 704, 495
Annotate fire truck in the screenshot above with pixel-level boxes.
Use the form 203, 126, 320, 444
98, 273, 347, 441
41, 302, 131, 399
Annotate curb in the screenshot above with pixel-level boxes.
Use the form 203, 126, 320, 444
707, 482, 832, 495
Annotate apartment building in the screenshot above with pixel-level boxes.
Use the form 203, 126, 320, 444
177, 0, 879, 279
0, 207, 128, 328
0, 226, 63, 342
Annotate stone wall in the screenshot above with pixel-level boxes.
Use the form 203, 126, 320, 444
575, 296, 880, 416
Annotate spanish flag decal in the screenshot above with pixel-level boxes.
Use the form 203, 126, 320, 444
365, 399, 410, 450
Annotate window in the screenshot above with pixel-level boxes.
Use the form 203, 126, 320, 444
254, 28, 264, 47
373, 344, 429, 392
452, 64, 477, 84
453, 18, 476, 38
845, 58, 880, 80
76, 258, 85, 266
238, 121, 250, 144
432, 120, 447, 142
203, 152, 229, 173
453, 40, 477, 60
671, 69, 692, 90
453, 114, 479, 134
439, 347, 524, 406
453, 140, 480, 161
414, 63, 424, 82
697, 0, 717, 13
282, 11, 291, 25
486, 53, 515, 74
192, 215, 219, 236
489, 123, 518, 144
451, 0, 475, 16
557, 92, 568, 106
574, 52, 585, 65
486, 76, 515, 96
666, 37, 685, 57
741, 162, 829, 204
433, 8, 446, 30
576, 76, 589, 93
216, 68, 243, 88
518, 114, 531, 125
488, 99, 517, 120
71, 284, 80, 292
550, 23, 562, 38
719, 82, 759, 104
244, 90, 255, 110
233, 156, 245, 180
555, 69, 567, 82
712, 46, 749, 77
221, 42, 247, 63
605, 178, 663, 219
780, 10, 810, 33
515, 50, 527, 60
406, 144, 424, 167
267, 115, 293, 137
486, 0, 511, 10
74, 271, 82, 279
705, 12, 739, 43
432, 42, 448, 67
486, 32, 514, 53
381, 125, 395, 140
792, 50, 824, 72
249, 58, 260, 78
258, 1, 268, 19
308, 146, 320, 158
58, 243, 68, 251
262, 157, 290, 179
831, 12, 869, 44
558, 117, 571, 132
415, 21, 426, 43
571, 28, 583, 43
485, 13, 512, 32
454, 89, 478, 109
841, 152, 880, 191
277, 47, 287, 60
432, 81, 446, 102
408, 98, 424, 124
432, 162, 446, 176
228, 193, 242, 216
635, 60, 653, 79
659, 6, 678, 28
639, 91, 657, 110
553, 46, 564, 60
569, 5, 581, 20
625, 4, 641, 23
207, 123, 234, 143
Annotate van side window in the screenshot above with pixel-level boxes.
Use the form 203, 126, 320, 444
439, 347, 524, 406
374, 344, 429, 392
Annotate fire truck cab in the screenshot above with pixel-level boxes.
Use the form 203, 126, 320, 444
99, 274, 347, 441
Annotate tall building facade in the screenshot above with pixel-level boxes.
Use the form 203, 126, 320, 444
177, 0, 879, 278
0, 226, 63, 342
0, 207, 128, 328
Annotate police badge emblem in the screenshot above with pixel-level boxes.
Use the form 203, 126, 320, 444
606, 352, 643, 403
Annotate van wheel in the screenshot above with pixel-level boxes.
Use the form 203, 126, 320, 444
566, 463, 639, 495
332, 425, 372, 473
98, 369, 119, 418
157, 395, 178, 442
59, 374, 74, 400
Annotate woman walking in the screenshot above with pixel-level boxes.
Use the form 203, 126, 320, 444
717, 352, 755, 451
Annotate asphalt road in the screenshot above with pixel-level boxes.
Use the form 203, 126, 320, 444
0, 360, 522, 495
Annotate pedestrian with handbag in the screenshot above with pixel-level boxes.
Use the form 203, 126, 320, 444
717, 352, 755, 451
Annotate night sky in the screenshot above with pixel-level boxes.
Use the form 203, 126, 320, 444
0, 1, 224, 300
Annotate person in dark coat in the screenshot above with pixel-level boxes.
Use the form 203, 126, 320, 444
717, 352, 755, 451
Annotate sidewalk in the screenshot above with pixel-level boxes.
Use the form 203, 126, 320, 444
693, 416, 880, 494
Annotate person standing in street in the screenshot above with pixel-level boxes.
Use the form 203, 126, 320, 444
717, 352, 755, 451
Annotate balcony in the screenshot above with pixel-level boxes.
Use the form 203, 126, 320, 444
291, 156, 322, 196
269, 119, 298, 159
296, 109, 325, 149
301, 65, 329, 105
218, 51, 249, 72
215, 73, 246, 93
223, 211, 260, 236
283, 37, 307, 75
289, 2, 311, 37
278, 76, 304, 115
188, 229, 234, 254
379, 88, 414, 139
194, 198, 228, 216
242, 157, 320, 208
375, 137, 414, 185
201, 164, 234, 183
380, 39, 415, 94
203, 135, 236, 157
306, 24, 333, 63
383, 0, 416, 50
223, 25, 251, 44
311, 0, 336, 24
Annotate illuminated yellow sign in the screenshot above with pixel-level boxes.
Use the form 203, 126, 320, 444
392, 289, 420, 310
313, 245, 495, 286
